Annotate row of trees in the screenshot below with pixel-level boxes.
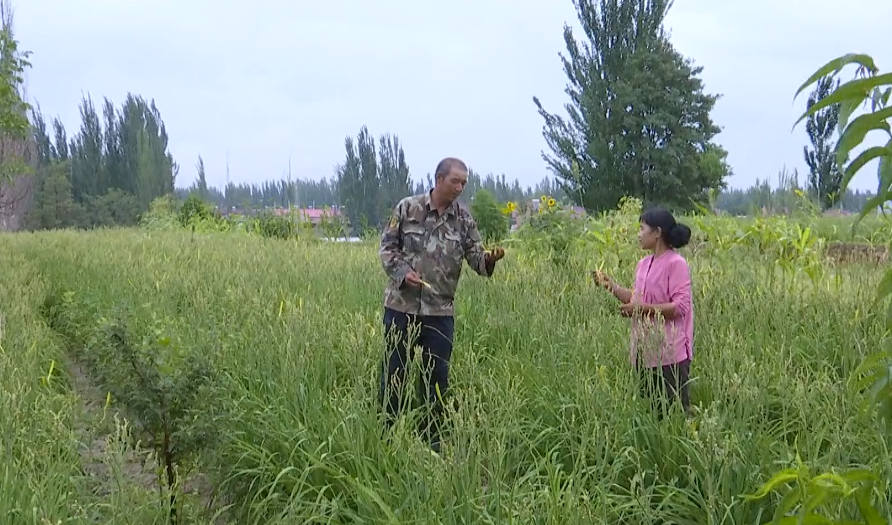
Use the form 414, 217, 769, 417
27, 95, 178, 230
4, 0, 867, 234
178, 155, 873, 220
334, 126, 411, 231
717, 167, 875, 216
179, 167, 567, 213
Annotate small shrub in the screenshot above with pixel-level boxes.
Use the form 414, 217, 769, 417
41, 291, 224, 524
178, 195, 216, 228
470, 189, 510, 244
515, 195, 586, 267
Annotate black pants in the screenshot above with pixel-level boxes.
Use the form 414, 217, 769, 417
378, 307, 455, 447
639, 358, 691, 416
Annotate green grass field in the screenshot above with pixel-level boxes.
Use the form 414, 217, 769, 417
1, 213, 891, 523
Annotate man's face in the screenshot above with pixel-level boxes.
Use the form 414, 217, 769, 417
439, 168, 468, 202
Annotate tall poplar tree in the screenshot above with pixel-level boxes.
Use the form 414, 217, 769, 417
803, 76, 844, 209
533, 0, 730, 212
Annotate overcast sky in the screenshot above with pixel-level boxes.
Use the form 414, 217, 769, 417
17, 0, 892, 193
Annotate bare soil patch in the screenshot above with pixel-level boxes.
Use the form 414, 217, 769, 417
825, 242, 889, 265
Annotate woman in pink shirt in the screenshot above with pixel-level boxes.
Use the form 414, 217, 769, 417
594, 208, 694, 415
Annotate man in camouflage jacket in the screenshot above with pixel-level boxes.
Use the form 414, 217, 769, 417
378, 157, 505, 452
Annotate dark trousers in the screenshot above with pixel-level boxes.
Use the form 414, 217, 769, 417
378, 307, 455, 448
639, 358, 691, 416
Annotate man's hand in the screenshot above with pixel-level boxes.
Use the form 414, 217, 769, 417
485, 247, 505, 265
404, 270, 423, 288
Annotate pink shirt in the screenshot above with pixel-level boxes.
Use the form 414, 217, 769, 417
630, 250, 694, 369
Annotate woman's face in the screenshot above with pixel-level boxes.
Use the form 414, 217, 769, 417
638, 221, 660, 250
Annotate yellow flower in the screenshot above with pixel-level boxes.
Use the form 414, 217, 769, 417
540, 195, 548, 203
547, 198, 556, 207
506, 201, 516, 212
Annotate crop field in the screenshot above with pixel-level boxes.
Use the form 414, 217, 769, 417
1, 208, 891, 524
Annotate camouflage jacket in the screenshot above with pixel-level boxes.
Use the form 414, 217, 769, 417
379, 192, 494, 317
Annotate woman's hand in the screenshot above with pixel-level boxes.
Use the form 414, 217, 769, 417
593, 270, 612, 290
619, 302, 637, 317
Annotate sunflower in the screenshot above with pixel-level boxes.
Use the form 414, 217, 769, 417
506, 201, 516, 212
547, 198, 556, 207
540, 195, 548, 203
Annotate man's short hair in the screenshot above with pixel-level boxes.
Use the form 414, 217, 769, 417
435, 157, 468, 180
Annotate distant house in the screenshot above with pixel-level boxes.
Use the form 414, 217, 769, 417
270, 206, 344, 226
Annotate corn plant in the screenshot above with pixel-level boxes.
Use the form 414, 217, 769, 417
742, 52, 892, 524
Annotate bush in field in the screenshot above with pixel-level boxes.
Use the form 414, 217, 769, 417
317, 206, 349, 240
514, 195, 587, 267
253, 210, 304, 240
470, 189, 509, 244
178, 195, 217, 228
141, 194, 182, 230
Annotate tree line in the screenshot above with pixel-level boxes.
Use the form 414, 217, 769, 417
179, 167, 568, 214
177, 125, 568, 221
0, 0, 875, 235
27, 95, 177, 229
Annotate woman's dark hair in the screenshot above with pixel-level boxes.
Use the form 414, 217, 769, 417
639, 208, 691, 249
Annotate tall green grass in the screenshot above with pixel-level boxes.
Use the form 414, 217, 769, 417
0, 224, 889, 523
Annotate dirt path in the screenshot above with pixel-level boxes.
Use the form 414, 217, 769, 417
64, 355, 159, 494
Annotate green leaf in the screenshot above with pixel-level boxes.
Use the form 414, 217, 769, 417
841, 144, 892, 195
800, 487, 835, 517
851, 351, 892, 392
742, 469, 800, 500
836, 107, 892, 168
839, 469, 879, 485
810, 472, 850, 492
851, 193, 889, 230
877, 149, 892, 198
853, 484, 887, 525
773, 488, 802, 523
795, 73, 892, 130
839, 97, 863, 133
777, 514, 834, 525
865, 372, 890, 406
874, 269, 892, 308
794, 53, 878, 100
